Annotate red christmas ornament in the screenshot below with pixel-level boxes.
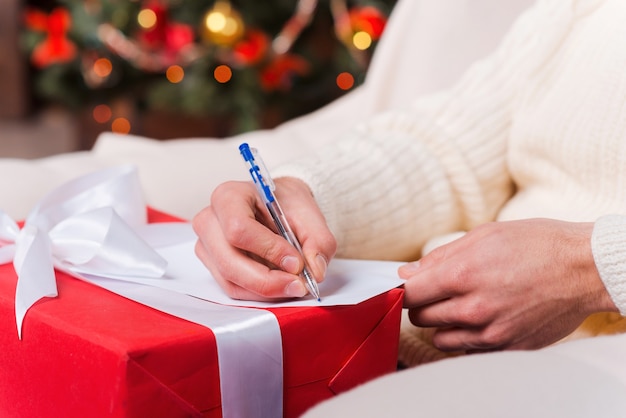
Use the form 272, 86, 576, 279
259, 54, 309, 92
351, 6, 387, 40
24, 7, 77, 68
336, 5, 387, 44
232, 29, 269, 66
136, 2, 194, 63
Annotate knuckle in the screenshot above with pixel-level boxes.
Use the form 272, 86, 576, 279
260, 246, 283, 267
222, 217, 249, 246
431, 330, 461, 352
223, 283, 248, 300
445, 262, 472, 293
426, 245, 447, 264
479, 325, 509, 348
193, 240, 204, 259
191, 206, 211, 235
211, 181, 236, 201
430, 331, 451, 351
251, 276, 274, 297
318, 234, 338, 258
252, 238, 286, 269
456, 298, 489, 326
247, 270, 290, 299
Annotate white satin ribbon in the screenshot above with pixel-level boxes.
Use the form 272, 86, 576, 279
2, 165, 166, 338
0, 165, 282, 418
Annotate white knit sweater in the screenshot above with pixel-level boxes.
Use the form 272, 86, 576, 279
273, 0, 626, 315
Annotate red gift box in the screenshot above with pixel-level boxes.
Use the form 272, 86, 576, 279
0, 209, 403, 417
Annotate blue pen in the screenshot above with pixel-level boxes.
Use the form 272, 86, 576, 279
239, 143, 321, 301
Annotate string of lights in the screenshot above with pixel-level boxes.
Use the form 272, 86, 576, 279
22, 0, 394, 138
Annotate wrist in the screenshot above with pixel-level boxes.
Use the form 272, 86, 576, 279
572, 222, 618, 314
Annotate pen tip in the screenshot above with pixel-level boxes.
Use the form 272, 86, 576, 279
317, 297, 321, 302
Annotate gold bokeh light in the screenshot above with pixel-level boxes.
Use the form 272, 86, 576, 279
352, 31, 372, 50
138, 9, 157, 29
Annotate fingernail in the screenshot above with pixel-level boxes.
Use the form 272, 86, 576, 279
281, 256, 299, 274
400, 260, 421, 275
316, 254, 328, 279
286, 280, 307, 297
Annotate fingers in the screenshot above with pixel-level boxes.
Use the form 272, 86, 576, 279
194, 204, 308, 300
275, 178, 337, 283
431, 327, 506, 352
192, 179, 336, 300
402, 234, 505, 352
401, 243, 474, 308
211, 182, 290, 266
407, 295, 493, 329
408, 305, 507, 352
400, 220, 605, 352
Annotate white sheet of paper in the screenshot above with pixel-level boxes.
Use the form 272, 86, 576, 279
74, 226, 405, 307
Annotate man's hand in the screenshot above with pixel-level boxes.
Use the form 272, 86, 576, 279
401, 219, 618, 352
192, 177, 336, 301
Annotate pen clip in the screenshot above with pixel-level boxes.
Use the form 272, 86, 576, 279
240, 143, 275, 203
250, 147, 275, 192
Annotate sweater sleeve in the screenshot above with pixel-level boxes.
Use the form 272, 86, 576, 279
591, 215, 626, 315
272, 0, 574, 261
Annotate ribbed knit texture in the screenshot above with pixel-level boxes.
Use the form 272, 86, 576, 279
592, 216, 626, 315
273, 0, 626, 316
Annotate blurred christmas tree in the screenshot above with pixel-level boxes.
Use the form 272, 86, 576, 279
21, 0, 395, 144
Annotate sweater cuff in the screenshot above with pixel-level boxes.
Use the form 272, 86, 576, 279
591, 214, 626, 315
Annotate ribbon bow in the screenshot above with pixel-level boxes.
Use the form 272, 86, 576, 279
0, 165, 168, 338
0, 165, 284, 417
23, 7, 77, 68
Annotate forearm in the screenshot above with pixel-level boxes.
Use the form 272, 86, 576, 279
272, 90, 516, 260
273, 126, 463, 261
